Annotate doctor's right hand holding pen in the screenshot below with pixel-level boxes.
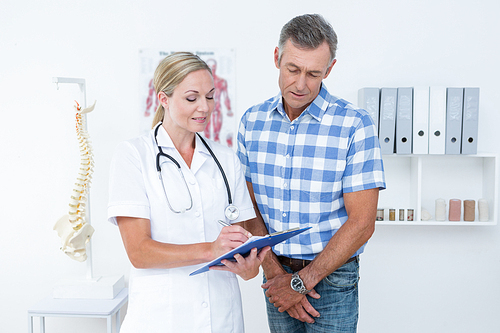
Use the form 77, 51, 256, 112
211, 221, 271, 280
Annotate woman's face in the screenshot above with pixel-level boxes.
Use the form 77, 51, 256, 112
162, 69, 215, 136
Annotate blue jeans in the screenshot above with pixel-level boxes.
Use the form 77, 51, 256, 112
264, 257, 359, 333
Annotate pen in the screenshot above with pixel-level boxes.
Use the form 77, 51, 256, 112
218, 220, 231, 227
269, 227, 300, 236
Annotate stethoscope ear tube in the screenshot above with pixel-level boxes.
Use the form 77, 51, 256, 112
195, 133, 240, 221
195, 133, 232, 205
158, 166, 193, 214
156, 151, 162, 173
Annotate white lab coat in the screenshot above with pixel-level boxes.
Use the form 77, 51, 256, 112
108, 125, 256, 333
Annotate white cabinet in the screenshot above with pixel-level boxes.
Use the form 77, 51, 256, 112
377, 153, 498, 225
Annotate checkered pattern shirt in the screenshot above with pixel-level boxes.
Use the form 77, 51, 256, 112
237, 84, 386, 260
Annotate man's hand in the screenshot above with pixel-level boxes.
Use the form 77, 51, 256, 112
262, 273, 320, 323
285, 299, 321, 323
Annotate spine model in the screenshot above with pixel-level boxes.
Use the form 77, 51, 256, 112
54, 101, 96, 262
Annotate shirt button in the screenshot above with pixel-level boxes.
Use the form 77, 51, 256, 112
290, 126, 294, 131
286, 154, 290, 158
283, 183, 288, 188
202, 302, 208, 308
195, 211, 201, 217
282, 213, 286, 217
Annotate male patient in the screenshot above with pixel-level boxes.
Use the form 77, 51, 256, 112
237, 14, 386, 332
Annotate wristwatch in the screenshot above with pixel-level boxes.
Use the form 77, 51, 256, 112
290, 272, 311, 295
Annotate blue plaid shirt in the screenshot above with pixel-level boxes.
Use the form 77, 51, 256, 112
237, 85, 386, 260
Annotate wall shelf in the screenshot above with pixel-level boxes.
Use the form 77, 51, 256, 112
377, 153, 498, 226
377, 221, 496, 226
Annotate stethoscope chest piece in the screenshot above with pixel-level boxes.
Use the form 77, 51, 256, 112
225, 204, 240, 221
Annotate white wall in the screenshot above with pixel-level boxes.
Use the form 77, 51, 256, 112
2, 1, 499, 332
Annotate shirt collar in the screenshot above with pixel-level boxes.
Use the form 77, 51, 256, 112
269, 84, 332, 122
155, 123, 175, 149
154, 124, 211, 158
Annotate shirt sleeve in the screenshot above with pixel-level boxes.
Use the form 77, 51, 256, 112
107, 140, 151, 225
343, 112, 386, 193
229, 147, 256, 223
236, 112, 251, 183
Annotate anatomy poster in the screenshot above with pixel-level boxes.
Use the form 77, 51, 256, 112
139, 48, 236, 148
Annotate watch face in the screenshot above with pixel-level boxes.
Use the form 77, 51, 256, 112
291, 277, 303, 291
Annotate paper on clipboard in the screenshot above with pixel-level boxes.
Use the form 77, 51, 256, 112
189, 226, 311, 276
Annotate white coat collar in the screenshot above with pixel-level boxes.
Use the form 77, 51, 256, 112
154, 124, 211, 172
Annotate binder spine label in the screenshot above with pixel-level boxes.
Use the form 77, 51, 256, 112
396, 88, 413, 154
445, 88, 464, 154
461, 88, 480, 154
379, 88, 398, 155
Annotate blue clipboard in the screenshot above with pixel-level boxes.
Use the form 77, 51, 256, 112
189, 226, 311, 276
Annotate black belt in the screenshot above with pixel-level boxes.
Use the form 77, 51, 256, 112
277, 255, 358, 272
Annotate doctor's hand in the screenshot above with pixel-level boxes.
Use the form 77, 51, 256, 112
210, 225, 252, 259
211, 246, 271, 280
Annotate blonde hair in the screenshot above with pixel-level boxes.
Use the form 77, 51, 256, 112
151, 52, 212, 128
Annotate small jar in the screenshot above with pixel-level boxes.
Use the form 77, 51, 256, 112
376, 209, 384, 221
399, 209, 405, 221
407, 209, 414, 221
389, 209, 396, 221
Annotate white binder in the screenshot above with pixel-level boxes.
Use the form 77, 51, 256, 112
358, 88, 380, 135
428, 87, 447, 154
396, 87, 413, 154
412, 87, 430, 154
461, 88, 480, 154
379, 88, 398, 154
445, 88, 464, 155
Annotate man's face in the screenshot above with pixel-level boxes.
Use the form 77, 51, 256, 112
274, 39, 335, 119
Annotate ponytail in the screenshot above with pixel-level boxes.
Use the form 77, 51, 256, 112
152, 104, 164, 129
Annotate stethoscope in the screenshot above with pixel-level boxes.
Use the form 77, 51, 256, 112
154, 123, 240, 221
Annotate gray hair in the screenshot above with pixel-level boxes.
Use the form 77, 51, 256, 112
278, 14, 338, 66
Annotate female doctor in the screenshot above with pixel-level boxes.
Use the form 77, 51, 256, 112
108, 52, 269, 332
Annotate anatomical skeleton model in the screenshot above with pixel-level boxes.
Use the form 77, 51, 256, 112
53, 101, 96, 262
203, 58, 233, 146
